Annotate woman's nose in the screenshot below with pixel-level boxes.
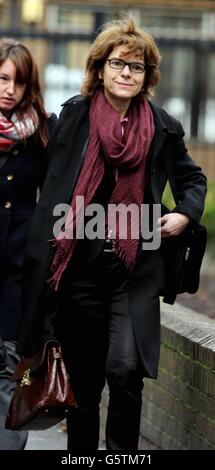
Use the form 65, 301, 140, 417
120, 64, 132, 76
6, 81, 15, 94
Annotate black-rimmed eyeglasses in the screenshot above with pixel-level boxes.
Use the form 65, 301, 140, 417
106, 58, 146, 74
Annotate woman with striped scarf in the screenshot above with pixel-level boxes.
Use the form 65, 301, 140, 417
0, 39, 56, 450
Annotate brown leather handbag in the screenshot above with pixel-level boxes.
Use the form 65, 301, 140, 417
5, 340, 77, 431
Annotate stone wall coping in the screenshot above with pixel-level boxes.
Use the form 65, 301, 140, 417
161, 301, 215, 352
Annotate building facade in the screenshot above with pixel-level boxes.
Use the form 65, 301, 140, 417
0, 0, 215, 176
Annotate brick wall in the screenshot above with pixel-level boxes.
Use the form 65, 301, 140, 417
100, 302, 215, 450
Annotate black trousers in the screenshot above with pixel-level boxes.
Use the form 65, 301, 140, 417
57, 250, 144, 451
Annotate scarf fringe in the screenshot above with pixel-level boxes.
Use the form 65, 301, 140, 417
47, 257, 69, 291
48, 238, 76, 290
114, 241, 136, 272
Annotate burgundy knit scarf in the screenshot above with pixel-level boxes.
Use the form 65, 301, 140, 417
49, 91, 155, 290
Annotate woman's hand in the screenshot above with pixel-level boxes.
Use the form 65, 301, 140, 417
157, 212, 190, 238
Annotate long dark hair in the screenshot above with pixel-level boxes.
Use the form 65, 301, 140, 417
0, 38, 48, 146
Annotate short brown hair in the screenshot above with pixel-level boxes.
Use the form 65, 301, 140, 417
81, 13, 161, 99
0, 38, 48, 145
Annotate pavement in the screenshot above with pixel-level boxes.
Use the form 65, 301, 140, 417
25, 422, 67, 450
25, 421, 158, 450
25, 421, 107, 450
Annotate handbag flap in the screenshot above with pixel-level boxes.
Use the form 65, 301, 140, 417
12, 340, 61, 382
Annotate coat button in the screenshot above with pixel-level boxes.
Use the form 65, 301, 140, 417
13, 149, 19, 155
152, 168, 156, 174
5, 201, 12, 208
7, 174, 14, 181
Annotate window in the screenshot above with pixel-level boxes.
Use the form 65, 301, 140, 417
46, 4, 94, 33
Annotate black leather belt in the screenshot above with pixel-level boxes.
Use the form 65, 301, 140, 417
103, 238, 116, 253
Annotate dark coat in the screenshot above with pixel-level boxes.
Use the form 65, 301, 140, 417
17, 97, 207, 376
0, 114, 57, 340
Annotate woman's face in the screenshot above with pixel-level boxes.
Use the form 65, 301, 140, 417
0, 58, 26, 118
101, 45, 145, 113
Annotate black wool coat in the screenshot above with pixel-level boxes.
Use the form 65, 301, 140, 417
0, 114, 57, 340
17, 97, 207, 377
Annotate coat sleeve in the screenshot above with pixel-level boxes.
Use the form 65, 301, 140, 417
171, 120, 207, 224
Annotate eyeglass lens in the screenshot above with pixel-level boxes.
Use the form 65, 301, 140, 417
107, 58, 145, 73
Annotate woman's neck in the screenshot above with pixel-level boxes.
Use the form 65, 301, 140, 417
0, 109, 13, 120
115, 103, 130, 120
103, 91, 130, 119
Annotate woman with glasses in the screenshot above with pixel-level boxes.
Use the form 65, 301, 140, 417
17, 14, 206, 450
0, 39, 56, 449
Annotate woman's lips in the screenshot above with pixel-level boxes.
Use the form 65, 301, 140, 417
2, 97, 14, 102
116, 82, 133, 87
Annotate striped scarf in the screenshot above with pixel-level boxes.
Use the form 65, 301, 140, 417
0, 111, 38, 151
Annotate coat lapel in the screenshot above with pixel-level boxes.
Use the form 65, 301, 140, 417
54, 97, 90, 204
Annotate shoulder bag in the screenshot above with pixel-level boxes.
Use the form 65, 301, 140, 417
161, 155, 207, 305
162, 223, 207, 304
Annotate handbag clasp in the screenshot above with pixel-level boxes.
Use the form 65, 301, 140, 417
20, 368, 31, 387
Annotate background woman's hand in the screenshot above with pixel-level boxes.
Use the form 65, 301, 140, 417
157, 212, 190, 238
